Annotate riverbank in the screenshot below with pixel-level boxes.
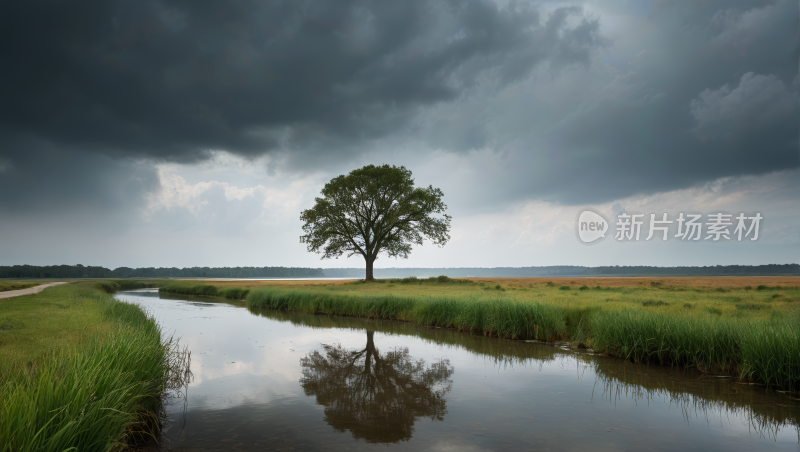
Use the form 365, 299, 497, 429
0, 282, 189, 451
158, 277, 800, 391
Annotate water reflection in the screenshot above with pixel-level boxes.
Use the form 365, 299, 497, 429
110, 290, 800, 450
254, 306, 800, 443
593, 358, 800, 442
300, 331, 454, 443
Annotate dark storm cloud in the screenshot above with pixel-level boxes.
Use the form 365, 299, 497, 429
0, 0, 601, 162
425, 0, 799, 206
0, 137, 159, 214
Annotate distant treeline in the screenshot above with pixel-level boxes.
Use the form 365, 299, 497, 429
0, 265, 323, 279
322, 264, 800, 278
1, 264, 797, 279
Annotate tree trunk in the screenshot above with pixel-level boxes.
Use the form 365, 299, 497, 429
365, 256, 374, 281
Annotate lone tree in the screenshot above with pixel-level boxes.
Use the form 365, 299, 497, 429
300, 164, 450, 281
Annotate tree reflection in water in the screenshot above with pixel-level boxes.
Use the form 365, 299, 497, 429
300, 331, 454, 443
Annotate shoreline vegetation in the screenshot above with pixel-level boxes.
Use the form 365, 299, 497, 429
157, 276, 800, 392
2, 263, 797, 279
0, 282, 190, 451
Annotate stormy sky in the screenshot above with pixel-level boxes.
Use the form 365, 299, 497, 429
0, 0, 797, 270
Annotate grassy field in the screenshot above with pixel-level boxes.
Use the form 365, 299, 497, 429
0, 282, 189, 451
166, 276, 800, 321
159, 276, 800, 391
0, 281, 40, 292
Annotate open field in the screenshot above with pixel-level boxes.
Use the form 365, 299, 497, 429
0, 282, 188, 451
182, 275, 800, 289
169, 276, 800, 321
159, 276, 800, 391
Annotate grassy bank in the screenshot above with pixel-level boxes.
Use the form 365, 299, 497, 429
251, 307, 799, 437
95, 279, 159, 294
0, 281, 40, 292
156, 278, 800, 391
235, 281, 799, 391
159, 283, 250, 300
0, 282, 189, 451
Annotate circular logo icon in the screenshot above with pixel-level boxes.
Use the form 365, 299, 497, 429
575, 208, 609, 245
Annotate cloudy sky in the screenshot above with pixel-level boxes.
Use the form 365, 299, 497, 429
0, 0, 797, 270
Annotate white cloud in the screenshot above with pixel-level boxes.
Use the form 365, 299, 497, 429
146, 165, 316, 217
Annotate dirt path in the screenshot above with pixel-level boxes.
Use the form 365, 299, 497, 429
0, 282, 69, 299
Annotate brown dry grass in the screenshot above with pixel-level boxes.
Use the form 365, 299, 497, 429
463, 276, 800, 289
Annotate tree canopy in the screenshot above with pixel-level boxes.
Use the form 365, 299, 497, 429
300, 165, 451, 280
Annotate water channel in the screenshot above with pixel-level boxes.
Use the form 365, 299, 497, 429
115, 289, 800, 451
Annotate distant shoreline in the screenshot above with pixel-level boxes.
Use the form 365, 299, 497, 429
1, 263, 798, 279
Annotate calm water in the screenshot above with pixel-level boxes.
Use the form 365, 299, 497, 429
116, 289, 800, 451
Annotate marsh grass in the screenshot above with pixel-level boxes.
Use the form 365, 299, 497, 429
95, 279, 157, 294
242, 282, 800, 391
246, 288, 567, 340
159, 278, 800, 390
159, 283, 249, 300
0, 282, 190, 451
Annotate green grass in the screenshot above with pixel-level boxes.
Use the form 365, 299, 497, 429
0, 281, 40, 292
95, 279, 158, 294
240, 283, 800, 391
158, 283, 248, 300
251, 306, 799, 438
0, 282, 189, 451
158, 279, 800, 390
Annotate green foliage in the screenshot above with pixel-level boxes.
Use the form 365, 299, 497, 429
736, 303, 769, 311
559, 286, 570, 290
159, 284, 219, 297
159, 284, 250, 300
0, 264, 322, 279
95, 281, 120, 293
95, 280, 155, 293
221, 287, 250, 300
757, 285, 782, 291
591, 310, 800, 391
246, 288, 566, 341
242, 282, 800, 390
641, 300, 669, 307
300, 164, 451, 279
0, 286, 189, 451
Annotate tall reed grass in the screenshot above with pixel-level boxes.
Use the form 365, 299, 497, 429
245, 287, 800, 391
95, 279, 157, 294
0, 294, 190, 451
246, 288, 567, 340
159, 283, 249, 300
